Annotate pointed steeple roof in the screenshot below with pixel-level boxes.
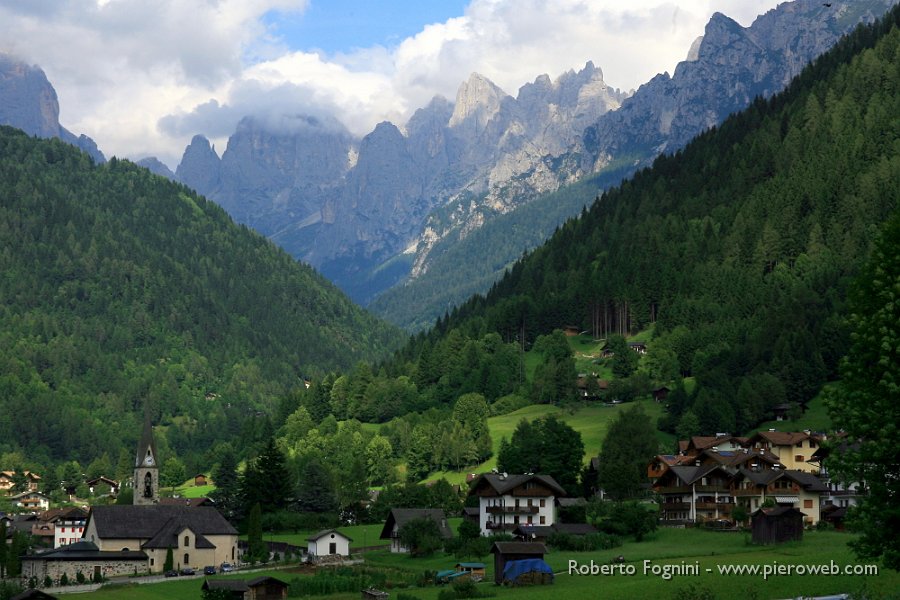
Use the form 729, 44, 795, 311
135, 416, 159, 467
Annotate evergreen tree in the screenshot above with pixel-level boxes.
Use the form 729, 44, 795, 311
295, 457, 337, 513
254, 438, 292, 513
825, 210, 900, 570
597, 405, 660, 500
246, 503, 266, 563
497, 415, 584, 495
607, 335, 639, 379
209, 445, 240, 520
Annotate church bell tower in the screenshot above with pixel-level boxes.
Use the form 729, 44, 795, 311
134, 417, 159, 505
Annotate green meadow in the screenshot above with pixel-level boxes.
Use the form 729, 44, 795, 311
66, 529, 898, 600
425, 398, 674, 486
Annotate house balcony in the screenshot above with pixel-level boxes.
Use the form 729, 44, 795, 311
485, 522, 516, 531
696, 502, 734, 512
660, 502, 691, 512
732, 489, 762, 497
656, 486, 690, 495
485, 505, 540, 515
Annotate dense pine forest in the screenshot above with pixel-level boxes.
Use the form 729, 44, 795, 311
0, 132, 401, 468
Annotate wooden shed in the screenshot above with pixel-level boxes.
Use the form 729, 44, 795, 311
201, 579, 249, 600
247, 576, 289, 600
751, 507, 805, 544
455, 562, 486, 581
11, 590, 59, 600
490, 541, 547, 585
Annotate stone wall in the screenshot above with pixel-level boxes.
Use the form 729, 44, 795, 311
21, 558, 149, 585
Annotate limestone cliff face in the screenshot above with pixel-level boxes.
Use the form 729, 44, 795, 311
579, 0, 896, 170
409, 61, 626, 277
175, 135, 222, 195
178, 115, 356, 242
0, 53, 105, 163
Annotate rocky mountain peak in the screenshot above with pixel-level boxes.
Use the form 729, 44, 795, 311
175, 134, 221, 196
0, 53, 104, 162
448, 73, 509, 131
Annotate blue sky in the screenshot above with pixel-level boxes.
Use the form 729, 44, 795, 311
264, 0, 470, 54
0, 0, 785, 167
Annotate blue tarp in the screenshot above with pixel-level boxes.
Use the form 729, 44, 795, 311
502, 558, 554, 583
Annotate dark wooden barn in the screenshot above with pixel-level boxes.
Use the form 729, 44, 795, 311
490, 541, 547, 585
751, 507, 805, 544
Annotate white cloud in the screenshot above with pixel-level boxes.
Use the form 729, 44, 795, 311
0, 0, 782, 169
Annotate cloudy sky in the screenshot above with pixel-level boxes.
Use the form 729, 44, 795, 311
0, 0, 783, 169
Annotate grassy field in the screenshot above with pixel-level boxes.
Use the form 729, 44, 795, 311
426, 399, 674, 486
66, 529, 898, 600
748, 392, 834, 435
238, 518, 464, 552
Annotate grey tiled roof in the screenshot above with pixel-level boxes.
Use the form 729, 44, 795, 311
379, 508, 453, 540
471, 473, 566, 497
87, 505, 237, 542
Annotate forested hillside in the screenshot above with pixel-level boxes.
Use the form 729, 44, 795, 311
0, 129, 401, 467
429, 10, 900, 434
338, 6, 900, 442
368, 160, 638, 332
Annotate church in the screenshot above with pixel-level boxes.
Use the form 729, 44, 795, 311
81, 419, 239, 573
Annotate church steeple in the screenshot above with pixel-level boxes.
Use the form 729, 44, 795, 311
134, 416, 159, 505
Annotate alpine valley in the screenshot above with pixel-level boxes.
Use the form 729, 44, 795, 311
0, 0, 899, 592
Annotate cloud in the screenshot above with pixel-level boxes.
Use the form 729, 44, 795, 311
0, 0, 782, 169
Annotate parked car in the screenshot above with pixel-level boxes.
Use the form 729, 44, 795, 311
180, 567, 196, 576
203, 566, 217, 575
220, 562, 234, 573
164, 570, 178, 578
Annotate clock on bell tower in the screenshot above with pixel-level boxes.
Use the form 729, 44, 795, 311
134, 416, 159, 505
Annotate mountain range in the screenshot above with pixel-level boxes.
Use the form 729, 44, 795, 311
176, 0, 895, 313
1, 0, 895, 329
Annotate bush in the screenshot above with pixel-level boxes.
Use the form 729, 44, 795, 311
398, 517, 444, 557
76, 571, 86, 584
60, 573, 69, 586
595, 501, 657, 541
437, 578, 495, 600
547, 531, 622, 552
491, 394, 530, 416
671, 582, 717, 600
43, 576, 52, 588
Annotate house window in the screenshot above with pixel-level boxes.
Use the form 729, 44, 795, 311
540, 499, 545, 508
540, 516, 546, 525
184, 535, 190, 547
795, 455, 804, 462
803, 499, 813, 509
184, 553, 190, 566
150, 558, 155, 567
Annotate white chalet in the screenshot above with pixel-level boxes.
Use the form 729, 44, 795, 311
469, 473, 565, 536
